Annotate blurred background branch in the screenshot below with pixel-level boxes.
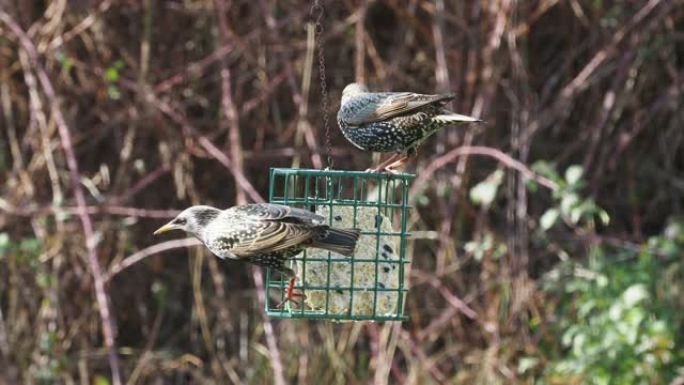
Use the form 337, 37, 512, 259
0, 1, 682, 384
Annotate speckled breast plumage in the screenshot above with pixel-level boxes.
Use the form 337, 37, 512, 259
338, 109, 442, 153
246, 247, 302, 277
337, 95, 447, 154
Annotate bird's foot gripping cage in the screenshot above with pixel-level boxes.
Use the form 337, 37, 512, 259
266, 168, 414, 321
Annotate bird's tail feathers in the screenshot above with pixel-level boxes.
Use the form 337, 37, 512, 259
311, 227, 361, 256
433, 112, 483, 124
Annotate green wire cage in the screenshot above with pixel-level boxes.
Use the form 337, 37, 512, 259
266, 168, 415, 321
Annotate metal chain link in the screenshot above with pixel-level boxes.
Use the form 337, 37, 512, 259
310, 0, 333, 169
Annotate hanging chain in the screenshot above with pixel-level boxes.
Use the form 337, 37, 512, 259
310, 0, 333, 169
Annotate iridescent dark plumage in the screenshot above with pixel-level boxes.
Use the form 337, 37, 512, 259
337, 83, 483, 171
154, 204, 360, 278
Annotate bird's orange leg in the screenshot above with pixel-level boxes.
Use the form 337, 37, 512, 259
367, 153, 401, 173
275, 277, 305, 309
384, 148, 416, 173
383, 156, 409, 174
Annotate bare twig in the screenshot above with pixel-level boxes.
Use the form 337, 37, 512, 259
47, 0, 113, 50
0, 10, 123, 385
354, 3, 367, 84
411, 270, 478, 320
215, 0, 246, 205
147, 94, 265, 203
1, 203, 179, 219
529, 0, 675, 136
105, 238, 201, 282
250, 267, 286, 385
400, 330, 449, 385
411, 146, 558, 198
211, 3, 286, 385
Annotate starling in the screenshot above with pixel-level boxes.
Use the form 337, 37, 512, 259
337, 83, 483, 172
154, 203, 360, 307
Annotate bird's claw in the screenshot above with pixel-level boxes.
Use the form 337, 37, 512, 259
276, 277, 306, 309
275, 291, 306, 309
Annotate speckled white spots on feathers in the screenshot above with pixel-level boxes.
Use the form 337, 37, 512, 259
294, 206, 410, 319
337, 84, 482, 154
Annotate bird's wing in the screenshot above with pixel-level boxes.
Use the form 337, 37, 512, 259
341, 92, 455, 125
232, 221, 314, 256
208, 204, 321, 257
231, 203, 325, 226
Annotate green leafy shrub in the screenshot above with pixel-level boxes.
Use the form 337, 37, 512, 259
538, 218, 684, 384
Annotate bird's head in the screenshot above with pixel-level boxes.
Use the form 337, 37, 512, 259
154, 205, 221, 238
341, 83, 368, 104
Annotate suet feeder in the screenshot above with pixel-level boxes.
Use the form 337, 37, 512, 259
265, 168, 414, 321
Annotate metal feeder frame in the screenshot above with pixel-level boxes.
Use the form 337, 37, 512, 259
265, 167, 414, 321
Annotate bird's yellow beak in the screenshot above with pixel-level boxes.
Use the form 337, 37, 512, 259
153, 222, 179, 235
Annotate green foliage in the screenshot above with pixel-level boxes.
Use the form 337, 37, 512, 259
470, 169, 504, 207
0, 232, 9, 254
55, 51, 74, 72
7, 236, 43, 268
94, 375, 111, 385
538, 218, 684, 384
1, 1, 681, 383
104, 60, 125, 100
533, 162, 610, 231
464, 233, 507, 262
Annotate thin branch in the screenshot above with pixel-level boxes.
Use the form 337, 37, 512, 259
147, 94, 265, 203
1, 203, 179, 219
47, 0, 113, 50
105, 238, 201, 282
250, 267, 286, 385
411, 145, 558, 198
399, 330, 449, 385
0, 10, 123, 385
215, 0, 246, 205
411, 270, 478, 320
214, 2, 285, 385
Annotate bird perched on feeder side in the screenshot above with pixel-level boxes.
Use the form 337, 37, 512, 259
337, 83, 483, 173
154, 203, 360, 307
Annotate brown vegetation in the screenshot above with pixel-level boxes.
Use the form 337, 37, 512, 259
0, 1, 682, 384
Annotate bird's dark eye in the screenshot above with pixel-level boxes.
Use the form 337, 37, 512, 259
174, 218, 187, 225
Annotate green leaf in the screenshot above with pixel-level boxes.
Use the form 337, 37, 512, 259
57, 52, 74, 72
94, 376, 111, 385
464, 240, 484, 261
622, 284, 648, 307
470, 170, 503, 207
105, 67, 119, 82
107, 85, 121, 100
0, 233, 8, 252
470, 182, 496, 206
20, 238, 41, 254
517, 357, 539, 374
415, 195, 430, 207
570, 206, 584, 224
532, 160, 560, 181
540, 208, 560, 230
560, 193, 579, 216
565, 165, 584, 186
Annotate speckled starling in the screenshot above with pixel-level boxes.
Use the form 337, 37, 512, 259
337, 83, 483, 172
154, 203, 360, 307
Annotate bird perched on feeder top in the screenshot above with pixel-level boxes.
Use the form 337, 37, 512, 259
154, 203, 360, 307
337, 83, 483, 173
